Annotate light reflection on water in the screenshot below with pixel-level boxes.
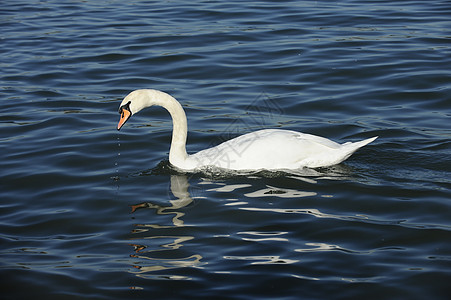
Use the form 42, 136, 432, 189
125, 169, 354, 281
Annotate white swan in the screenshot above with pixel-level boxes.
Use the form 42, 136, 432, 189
117, 89, 377, 171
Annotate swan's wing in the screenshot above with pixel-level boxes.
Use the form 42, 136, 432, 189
291, 132, 341, 149
225, 129, 340, 149
190, 129, 341, 169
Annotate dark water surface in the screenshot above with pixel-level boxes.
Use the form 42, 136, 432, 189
1, 1, 451, 299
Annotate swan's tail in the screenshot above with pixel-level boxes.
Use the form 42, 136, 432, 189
298, 136, 378, 168
342, 136, 378, 156
346, 136, 377, 148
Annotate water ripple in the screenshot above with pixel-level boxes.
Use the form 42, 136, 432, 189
2, 0, 451, 299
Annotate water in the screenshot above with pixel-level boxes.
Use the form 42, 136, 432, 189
1, 0, 450, 299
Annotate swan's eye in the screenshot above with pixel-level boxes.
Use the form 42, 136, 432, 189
118, 101, 131, 116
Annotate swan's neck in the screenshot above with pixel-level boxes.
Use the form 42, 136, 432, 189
143, 90, 188, 166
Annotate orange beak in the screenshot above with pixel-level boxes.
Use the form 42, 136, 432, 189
117, 108, 131, 130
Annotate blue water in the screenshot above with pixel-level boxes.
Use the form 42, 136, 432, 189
1, 1, 451, 299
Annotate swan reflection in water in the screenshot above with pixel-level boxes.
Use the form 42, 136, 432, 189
126, 164, 369, 281
130, 175, 194, 227
128, 175, 203, 280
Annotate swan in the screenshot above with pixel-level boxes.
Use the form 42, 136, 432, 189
117, 89, 377, 171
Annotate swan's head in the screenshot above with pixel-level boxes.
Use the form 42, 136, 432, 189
117, 89, 156, 130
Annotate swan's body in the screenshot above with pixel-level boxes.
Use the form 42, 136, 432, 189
117, 89, 377, 171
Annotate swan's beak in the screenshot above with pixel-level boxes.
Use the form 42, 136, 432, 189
117, 108, 131, 130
